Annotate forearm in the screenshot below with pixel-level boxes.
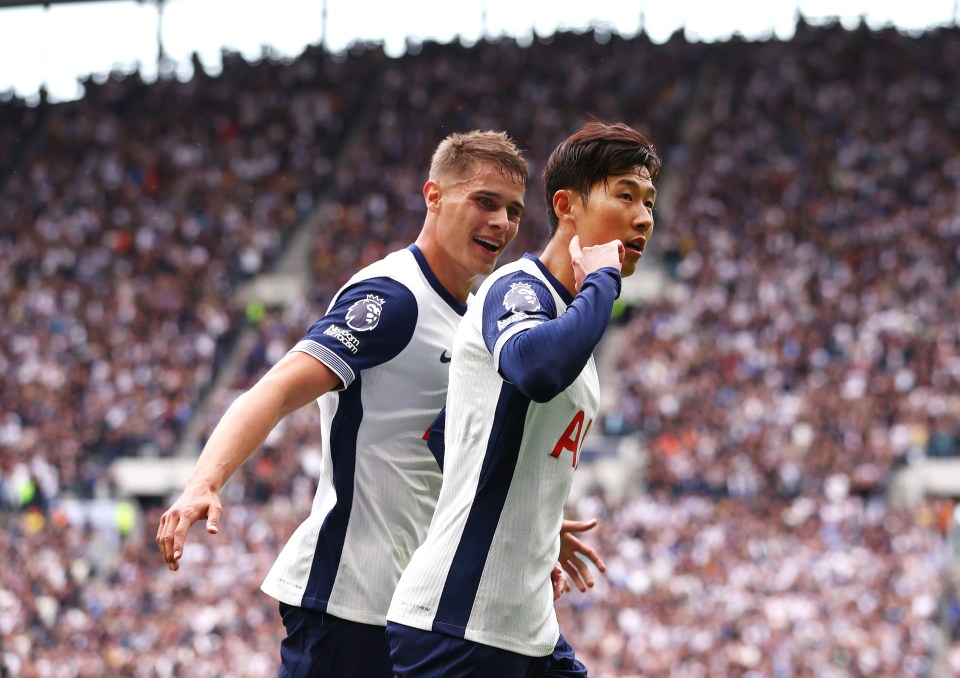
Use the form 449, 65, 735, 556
185, 379, 297, 491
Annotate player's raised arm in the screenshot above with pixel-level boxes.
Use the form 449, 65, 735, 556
156, 352, 340, 571
492, 266, 622, 403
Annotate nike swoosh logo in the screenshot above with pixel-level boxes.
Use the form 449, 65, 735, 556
440, 351, 451, 363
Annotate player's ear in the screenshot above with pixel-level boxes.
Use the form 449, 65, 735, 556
424, 180, 442, 212
552, 189, 576, 226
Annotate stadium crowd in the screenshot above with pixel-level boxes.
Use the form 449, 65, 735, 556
557, 491, 947, 677
606, 22, 960, 497
0, 46, 376, 506
2, 19, 960, 677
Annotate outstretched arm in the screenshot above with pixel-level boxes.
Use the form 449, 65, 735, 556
156, 351, 340, 571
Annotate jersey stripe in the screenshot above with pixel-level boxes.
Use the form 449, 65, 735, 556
432, 383, 531, 635
303, 377, 364, 607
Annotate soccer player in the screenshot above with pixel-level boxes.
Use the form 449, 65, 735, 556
156, 130, 604, 677
386, 120, 661, 677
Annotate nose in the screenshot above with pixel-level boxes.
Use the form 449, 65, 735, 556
634, 207, 653, 234
490, 205, 509, 230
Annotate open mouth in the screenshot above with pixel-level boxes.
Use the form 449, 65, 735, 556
474, 237, 501, 253
625, 242, 644, 256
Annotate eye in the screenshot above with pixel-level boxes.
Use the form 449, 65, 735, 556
645, 201, 655, 211
507, 207, 522, 221
619, 193, 633, 201
477, 197, 493, 208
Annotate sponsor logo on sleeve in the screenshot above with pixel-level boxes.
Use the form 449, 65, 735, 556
503, 282, 540, 313
345, 294, 385, 331
497, 282, 542, 331
324, 325, 360, 354
497, 312, 535, 331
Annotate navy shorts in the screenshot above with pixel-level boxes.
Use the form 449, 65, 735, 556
386, 621, 587, 678
278, 602, 392, 678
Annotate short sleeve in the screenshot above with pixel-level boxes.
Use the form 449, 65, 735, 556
292, 277, 418, 389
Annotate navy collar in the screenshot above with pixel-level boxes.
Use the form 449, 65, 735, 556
408, 245, 468, 316
523, 253, 574, 305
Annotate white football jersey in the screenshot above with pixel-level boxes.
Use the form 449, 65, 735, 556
261, 245, 465, 626
387, 254, 600, 657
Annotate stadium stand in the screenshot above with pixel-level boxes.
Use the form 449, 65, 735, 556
1, 18, 959, 677
0, 46, 377, 501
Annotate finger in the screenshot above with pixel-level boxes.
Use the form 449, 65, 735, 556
157, 511, 176, 564
568, 235, 584, 268
552, 566, 570, 601
617, 240, 625, 263
171, 512, 197, 570
572, 538, 606, 572
561, 518, 598, 534
562, 557, 594, 591
569, 235, 586, 293
560, 560, 584, 591
206, 503, 223, 535
561, 532, 589, 555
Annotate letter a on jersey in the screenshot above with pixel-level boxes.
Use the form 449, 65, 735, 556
550, 410, 593, 468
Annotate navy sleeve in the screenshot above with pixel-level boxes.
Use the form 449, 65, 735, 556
292, 277, 418, 389
480, 273, 558, 355
498, 267, 621, 403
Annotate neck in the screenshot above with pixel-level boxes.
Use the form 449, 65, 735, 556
414, 233, 473, 303
538, 231, 576, 296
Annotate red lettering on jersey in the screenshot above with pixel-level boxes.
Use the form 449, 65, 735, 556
550, 410, 593, 469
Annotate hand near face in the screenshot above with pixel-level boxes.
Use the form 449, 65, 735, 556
568, 235, 624, 293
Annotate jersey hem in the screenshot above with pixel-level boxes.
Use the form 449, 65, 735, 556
462, 626, 558, 658
262, 583, 389, 626
387, 610, 558, 657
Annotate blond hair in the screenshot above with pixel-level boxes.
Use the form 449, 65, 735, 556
429, 131, 528, 187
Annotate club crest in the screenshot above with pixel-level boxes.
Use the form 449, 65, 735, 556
503, 282, 540, 313
345, 294, 385, 331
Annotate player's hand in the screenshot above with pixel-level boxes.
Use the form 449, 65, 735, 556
551, 562, 571, 601
156, 484, 223, 571
568, 235, 624, 292
559, 518, 607, 592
